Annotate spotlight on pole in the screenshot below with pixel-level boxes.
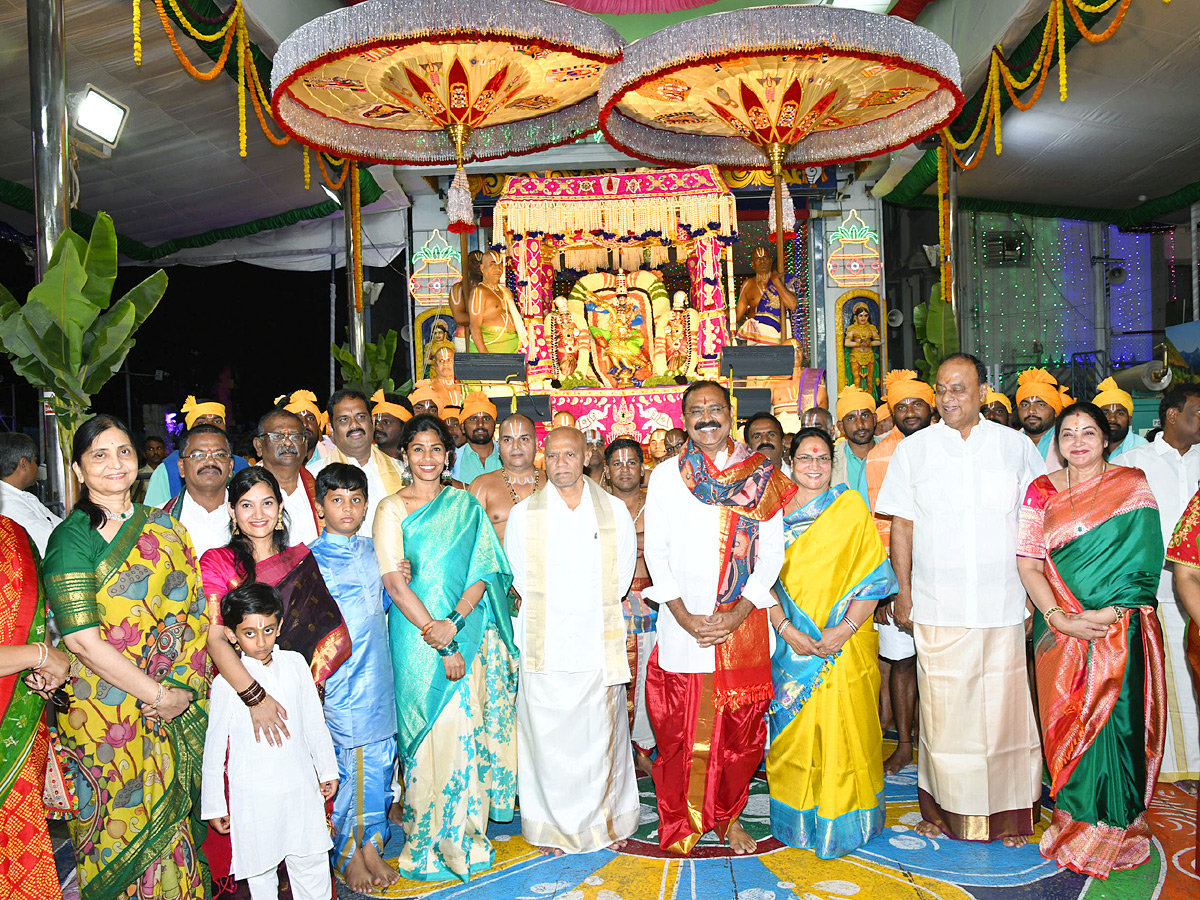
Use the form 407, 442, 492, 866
70, 84, 129, 157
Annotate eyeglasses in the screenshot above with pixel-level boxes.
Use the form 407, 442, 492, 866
184, 449, 231, 462
684, 404, 729, 418
262, 431, 306, 444
795, 455, 833, 465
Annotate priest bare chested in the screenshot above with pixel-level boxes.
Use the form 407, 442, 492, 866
470, 414, 542, 542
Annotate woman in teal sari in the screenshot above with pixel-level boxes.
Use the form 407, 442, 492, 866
372, 413, 517, 883
1017, 402, 1166, 879
766, 428, 897, 859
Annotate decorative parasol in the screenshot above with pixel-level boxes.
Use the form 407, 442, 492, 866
271, 0, 625, 236
599, 5, 962, 267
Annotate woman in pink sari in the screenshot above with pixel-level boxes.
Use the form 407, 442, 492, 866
199, 466, 350, 898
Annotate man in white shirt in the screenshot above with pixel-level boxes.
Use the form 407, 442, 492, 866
643, 382, 794, 856
161, 425, 233, 558
307, 390, 404, 534
0, 433, 61, 555
1120, 383, 1200, 784
876, 353, 1045, 848
506, 427, 639, 855
255, 409, 321, 548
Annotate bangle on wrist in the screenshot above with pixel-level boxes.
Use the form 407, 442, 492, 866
843, 617, 860, 635
420, 621, 436, 636
32, 641, 48, 670
236, 680, 266, 708
437, 640, 460, 658
1044, 606, 1064, 631
446, 610, 466, 633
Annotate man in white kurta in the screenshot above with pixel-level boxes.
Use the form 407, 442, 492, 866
1120, 385, 1200, 783
505, 427, 640, 854
876, 354, 1046, 846
0, 432, 61, 554
161, 425, 234, 558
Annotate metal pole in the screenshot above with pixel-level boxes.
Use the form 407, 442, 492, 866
341, 173, 366, 368
1091, 222, 1110, 373
28, 0, 70, 515
1190, 201, 1200, 322
329, 251, 337, 396
946, 156, 959, 341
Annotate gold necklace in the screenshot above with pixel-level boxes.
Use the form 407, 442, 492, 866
1067, 461, 1106, 535
503, 468, 539, 504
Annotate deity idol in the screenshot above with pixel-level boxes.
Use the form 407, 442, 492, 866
544, 295, 595, 382
844, 302, 882, 398
587, 272, 650, 388
653, 291, 700, 380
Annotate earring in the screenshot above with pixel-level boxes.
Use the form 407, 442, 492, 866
275, 516, 284, 531
440, 460, 452, 485
231, 521, 240, 535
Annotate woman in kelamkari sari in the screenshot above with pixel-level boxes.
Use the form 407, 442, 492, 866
43, 415, 210, 900
765, 428, 897, 858
1017, 403, 1166, 879
373, 413, 518, 883
0, 515, 70, 898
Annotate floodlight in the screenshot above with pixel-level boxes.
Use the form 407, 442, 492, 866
73, 84, 129, 151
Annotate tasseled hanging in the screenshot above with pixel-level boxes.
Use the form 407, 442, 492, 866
768, 185, 795, 241
447, 167, 476, 234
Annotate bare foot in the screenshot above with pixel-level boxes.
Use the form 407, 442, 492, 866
343, 851, 377, 894
361, 841, 400, 887
607, 839, 627, 851
914, 819, 942, 838
883, 741, 913, 776
1175, 779, 1199, 797
634, 751, 654, 778
537, 846, 564, 857
726, 820, 756, 855
1001, 834, 1030, 848
388, 800, 403, 826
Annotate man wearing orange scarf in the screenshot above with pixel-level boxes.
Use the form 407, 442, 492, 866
643, 381, 796, 855
865, 371, 934, 775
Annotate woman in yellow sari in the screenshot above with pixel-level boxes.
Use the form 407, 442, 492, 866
766, 428, 897, 858
43, 415, 210, 900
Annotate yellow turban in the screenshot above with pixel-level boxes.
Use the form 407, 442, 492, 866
1015, 368, 1063, 414
876, 402, 891, 419
1092, 377, 1133, 415
407, 385, 442, 416
836, 386, 876, 421
884, 369, 935, 407
1059, 385, 1076, 408
461, 392, 498, 422
275, 389, 323, 424
985, 388, 1012, 414
181, 395, 226, 429
442, 404, 464, 422
371, 389, 411, 422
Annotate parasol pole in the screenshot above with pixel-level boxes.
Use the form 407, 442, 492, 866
446, 123, 475, 265
766, 142, 789, 276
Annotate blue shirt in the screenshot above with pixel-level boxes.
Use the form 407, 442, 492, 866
308, 531, 396, 747
841, 441, 870, 506
451, 441, 501, 485
1108, 429, 1149, 461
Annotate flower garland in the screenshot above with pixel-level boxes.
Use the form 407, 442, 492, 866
350, 162, 364, 313
936, 138, 951, 304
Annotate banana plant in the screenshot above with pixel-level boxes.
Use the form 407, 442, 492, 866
331, 329, 403, 397
912, 282, 959, 385
0, 212, 167, 507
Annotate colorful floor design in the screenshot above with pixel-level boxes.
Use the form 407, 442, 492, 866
338, 756, 1198, 900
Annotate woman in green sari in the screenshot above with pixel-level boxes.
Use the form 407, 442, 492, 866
372, 413, 517, 883
43, 415, 210, 900
1017, 402, 1166, 879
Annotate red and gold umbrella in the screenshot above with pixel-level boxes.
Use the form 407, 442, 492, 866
272, 0, 624, 233
599, 5, 962, 263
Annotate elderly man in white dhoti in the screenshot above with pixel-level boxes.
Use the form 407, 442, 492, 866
505, 426, 640, 856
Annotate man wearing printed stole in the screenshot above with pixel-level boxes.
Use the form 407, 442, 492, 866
642, 381, 796, 855
505, 427, 640, 854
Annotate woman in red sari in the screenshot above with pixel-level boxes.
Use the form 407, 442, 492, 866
1167, 488, 1200, 871
0, 515, 70, 897
1017, 402, 1166, 879
199, 466, 350, 898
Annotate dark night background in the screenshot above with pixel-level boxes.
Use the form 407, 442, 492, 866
0, 238, 412, 449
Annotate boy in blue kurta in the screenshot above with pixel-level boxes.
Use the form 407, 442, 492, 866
308, 463, 400, 892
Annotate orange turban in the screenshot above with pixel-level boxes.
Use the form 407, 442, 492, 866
985, 389, 1012, 414
442, 404, 464, 423
181, 395, 225, 429
836, 386, 876, 421
1015, 368, 1063, 414
1058, 385, 1075, 408
407, 385, 441, 416
1092, 377, 1133, 415
461, 392, 497, 422
883, 369, 935, 408
876, 402, 891, 419
371, 389, 411, 422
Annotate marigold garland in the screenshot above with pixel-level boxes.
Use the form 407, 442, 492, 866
350, 162, 364, 313
150, 0, 235, 82
133, 0, 142, 66
303, 145, 311, 190
936, 138, 951, 304
316, 152, 351, 191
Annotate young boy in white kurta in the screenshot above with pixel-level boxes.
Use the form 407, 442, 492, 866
201, 583, 339, 900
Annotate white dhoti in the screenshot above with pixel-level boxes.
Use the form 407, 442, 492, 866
517, 664, 641, 853
630, 631, 657, 751
914, 622, 1042, 841
877, 618, 915, 660
1155, 568, 1200, 780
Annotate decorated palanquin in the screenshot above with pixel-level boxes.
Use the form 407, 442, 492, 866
567, 270, 669, 388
